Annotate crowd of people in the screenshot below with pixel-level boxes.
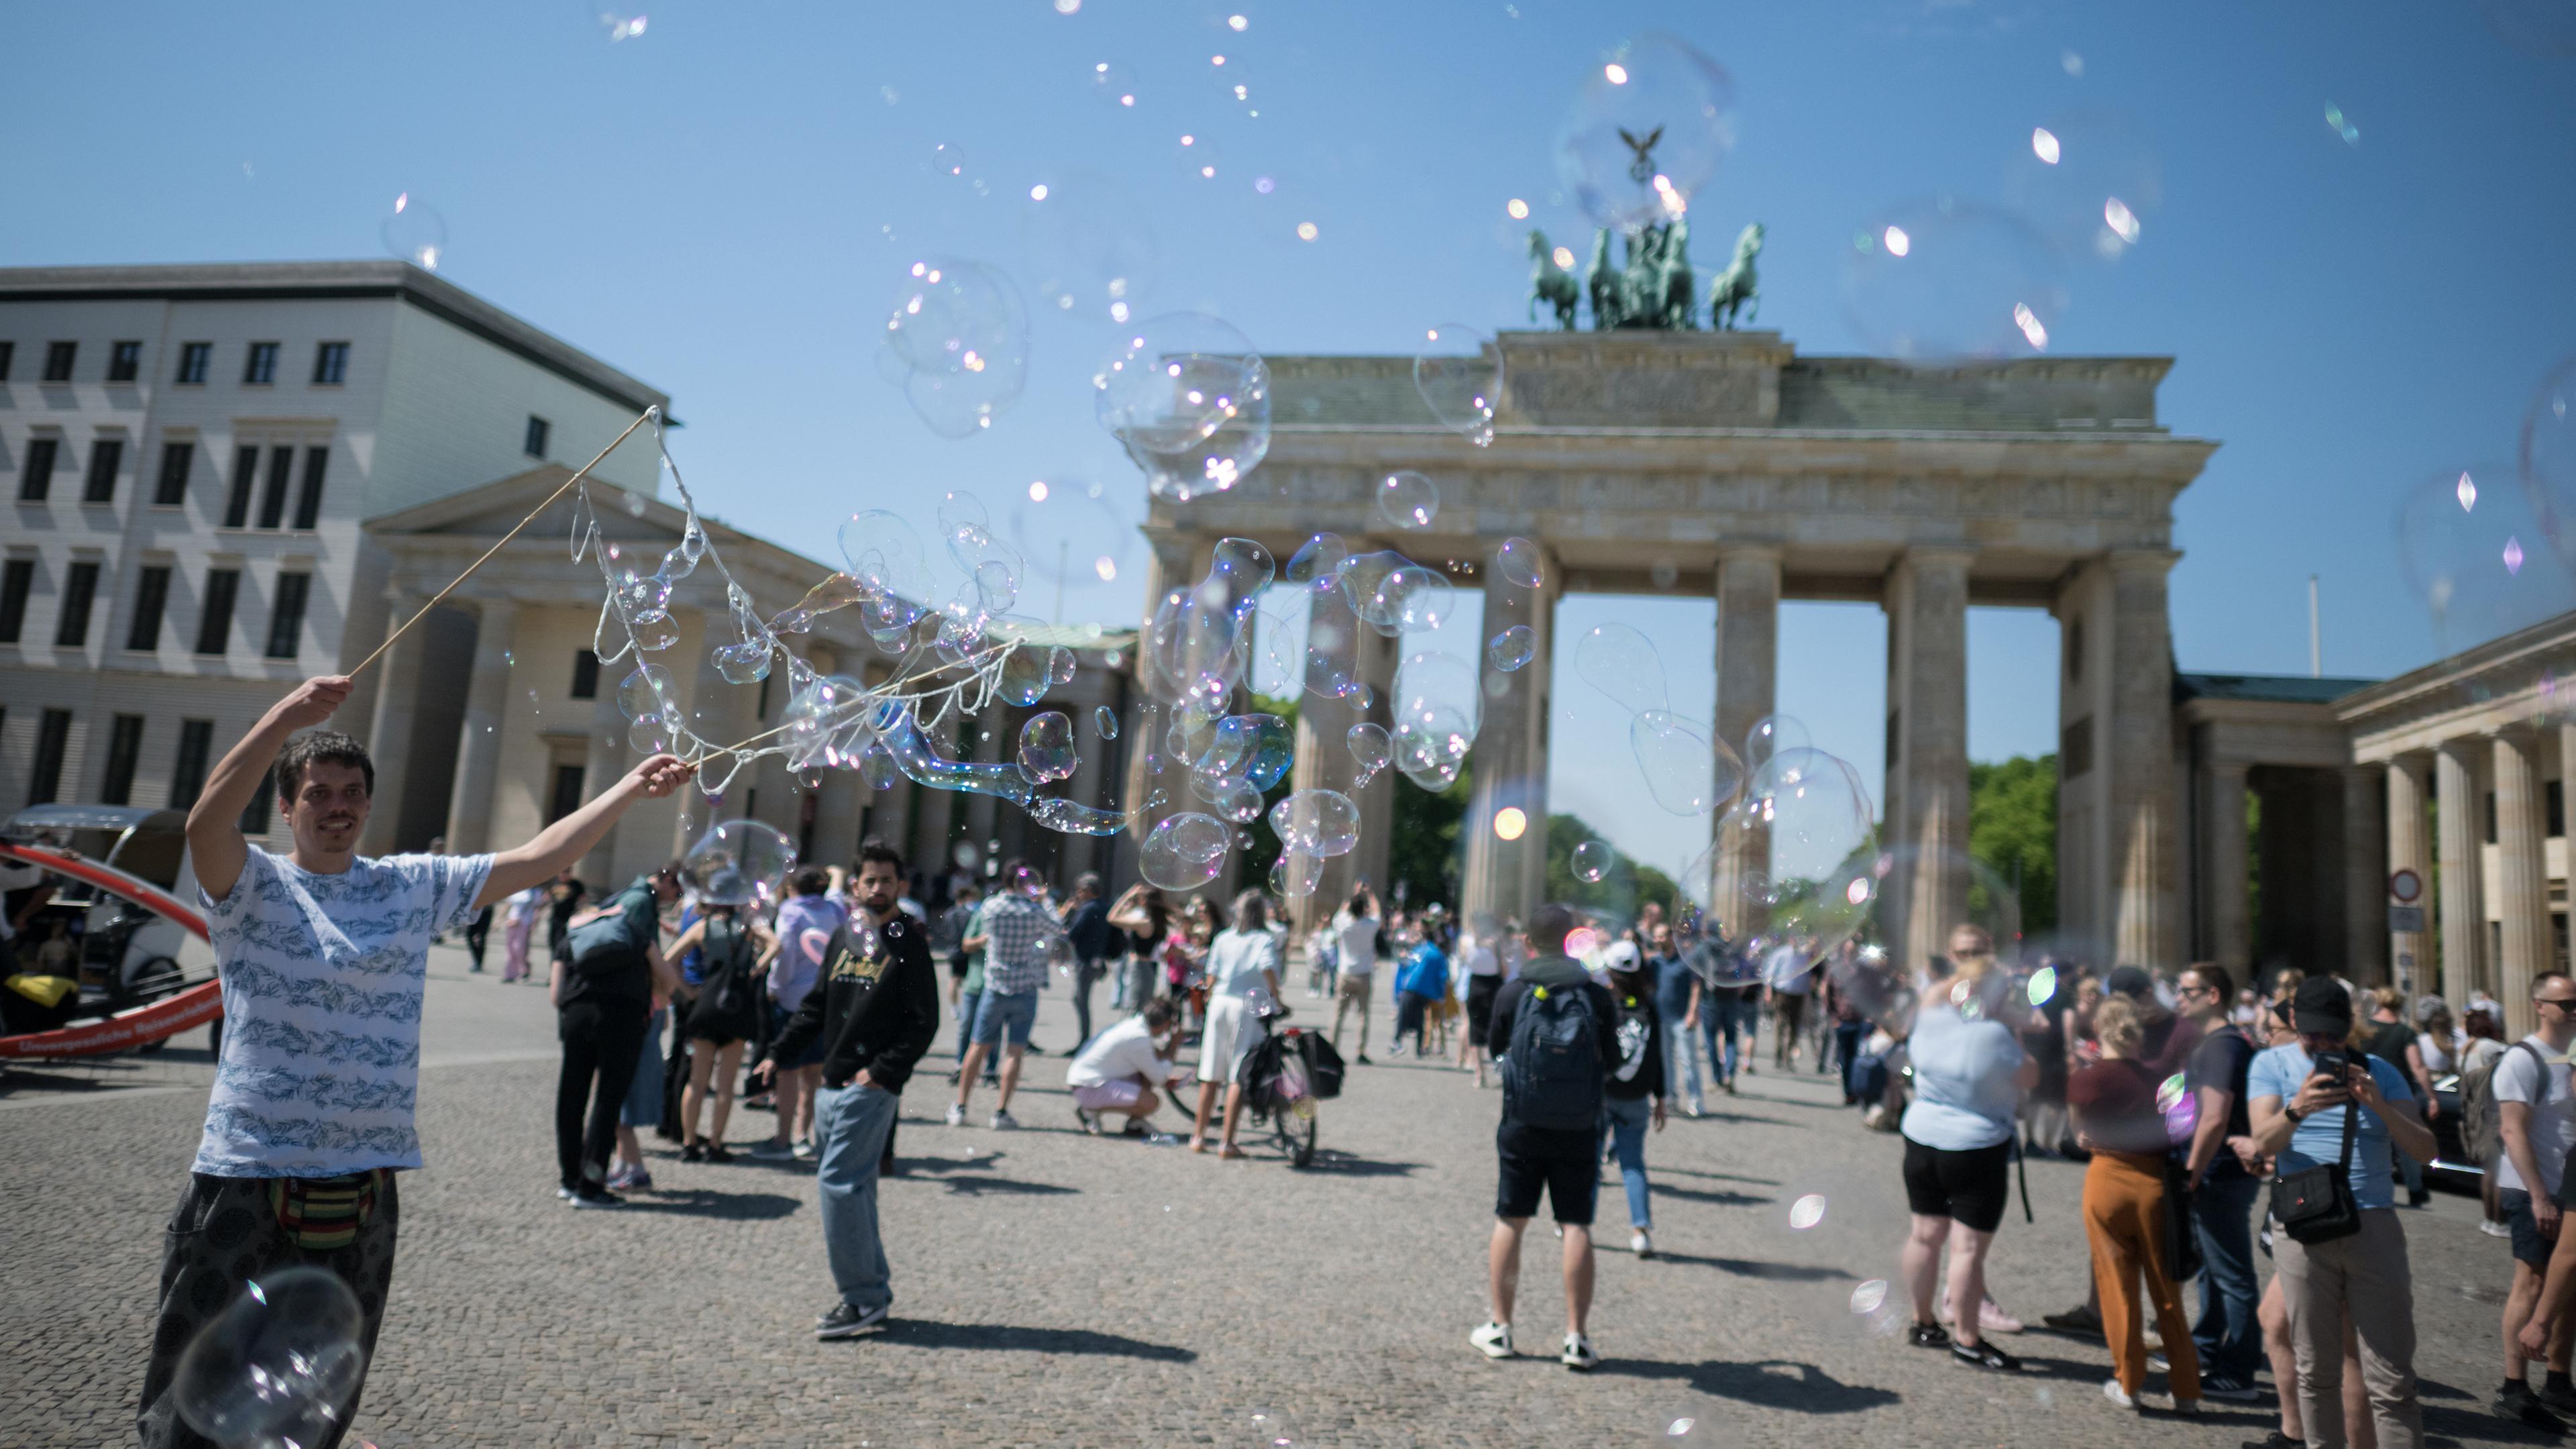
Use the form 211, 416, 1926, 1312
104, 668, 2576, 1446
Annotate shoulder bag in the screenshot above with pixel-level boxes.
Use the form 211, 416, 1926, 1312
2269, 1085, 2363, 1246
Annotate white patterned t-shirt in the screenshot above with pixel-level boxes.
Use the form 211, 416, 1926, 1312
193, 845, 493, 1177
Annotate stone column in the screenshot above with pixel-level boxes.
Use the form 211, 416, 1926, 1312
2107, 551, 2180, 970
1348, 616, 1401, 906
441, 598, 519, 855
2341, 765, 2388, 986
1707, 545, 1780, 931
1112, 531, 1205, 891
578, 661, 633, 884
1461, 539, 1556, 934
360, 585, 422, 856
2385, 754, 2431, 996
1883, 547, 1972, 973
911, 707, 960, 885
963, 699, 1007, 874
2435, 738, 2487, 1010
1289, 578, 1368, 934
2203, 760, 2251, 977
2496, 731, 2550, 1038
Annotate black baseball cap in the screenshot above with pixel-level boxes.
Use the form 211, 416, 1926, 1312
2104, 965, 2155, 1000
2292, 976, 2353, 1036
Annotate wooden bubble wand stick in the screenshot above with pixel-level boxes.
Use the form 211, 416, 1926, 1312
347, 407, 659, 679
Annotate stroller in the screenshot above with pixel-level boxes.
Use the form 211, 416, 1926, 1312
1238, 1002, 1344, 1168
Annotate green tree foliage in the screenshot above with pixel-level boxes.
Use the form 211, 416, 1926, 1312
1540, 814, 1680, 925
1967, 754, 2057, 935
1385, 759, 1471, 910
1233, 696, 1301, 894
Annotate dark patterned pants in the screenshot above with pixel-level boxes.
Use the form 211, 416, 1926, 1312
138, 1172, 400, 1449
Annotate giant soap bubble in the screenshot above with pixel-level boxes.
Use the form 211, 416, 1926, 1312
173, 1267, 367, 1449
2004, 109, 2164, 261
1020, 169, 1160, 320
1140, 812, 1231, 890
1843, 197, 2068, 363
1556, 34, 1737, 233
1575, 623, 1668, 715
1093, 312, 1272, 500
881, 258, 1031, 438
684, 820, 800, 908
2398, 462, 2576, 653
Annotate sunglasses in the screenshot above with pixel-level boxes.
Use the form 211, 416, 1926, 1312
2540, 998, 2576, 1012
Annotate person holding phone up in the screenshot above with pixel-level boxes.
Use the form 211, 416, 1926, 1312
2247, 976, 2438, 1449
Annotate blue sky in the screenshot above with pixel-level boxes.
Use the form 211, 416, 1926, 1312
9, 0, 2574, 878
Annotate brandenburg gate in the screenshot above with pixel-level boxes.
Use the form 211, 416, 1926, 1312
1132, 329, 2216, 969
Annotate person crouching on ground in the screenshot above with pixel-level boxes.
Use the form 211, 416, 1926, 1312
756, 841, 938, 1340
1068, 998, 1186, 1140
1472, 904, 1621, 1372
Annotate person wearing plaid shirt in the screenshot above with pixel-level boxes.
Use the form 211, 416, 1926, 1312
947, 861, 1067, 1130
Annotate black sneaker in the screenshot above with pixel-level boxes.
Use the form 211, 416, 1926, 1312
703, 1143, 733, 1164
1355, 1053, 1373, 1065
2498, 1383, 2569, 1433
2239, 1434, 2299, 1449
2198, 1375, 2263, 1403
680, 1142, 705, 1163
2542, 1380, 2576, 1413
1951, 1338, 2019, 1371
567, 1185, 625, 1210
1908, 1320, 1952, 1350
816, 1301, 889, 1340
2041, 1303, 2103, 1338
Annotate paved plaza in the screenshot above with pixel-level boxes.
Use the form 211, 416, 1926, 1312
0, 951, 2555, 1448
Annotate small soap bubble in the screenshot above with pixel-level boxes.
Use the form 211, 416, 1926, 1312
1414, 323, 1501, 447
380, 192, 447, 270
2026, 964, 2059, 1007
1575, 623, 1667, 715
1093, 705, 1120, 739
1487, 625, 1536, 672
1850, 1279, 1889, 1315
1495, 537, 1544, 588
1016, 711, 1078, 783
1743, 713, 1809, 767
1140, 812, 1230, 890
684, 820, 799, 908
1347, 722, 1391, 783
1789, 1193, 1828, 1230
1375, 470, 1440, 530
1572, 839, 1613, 883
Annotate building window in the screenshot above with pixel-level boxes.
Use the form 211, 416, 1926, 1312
2061, 714, 2094, 780
19, 436, 58, 500
42, 341, 75, 382
223, 445, 256, 527
108, 341, 142, 382
292, 445, 328, 530
548, 763, 587, 825
311, 341, 349, 385
0, 341, 13, 380
266, 573, 311, 659
154, 442, 193, 506
239, 771, 273, 835
174, 341, 210, 385
524, 415, 550, 458
55, 561, 99, 647
101, 714, 145, 805
243, 342, 279, 385
28, 708, 71, 806
197, 568, 239, 655
0, 558, 31, 642
171, 719, 215, 808
127, 566, 170, 651
571, 648, 600, 699
256, 445, 292, 529
83, 437, 123, 503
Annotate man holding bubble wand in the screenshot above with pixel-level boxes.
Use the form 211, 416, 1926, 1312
141, 672, 691, 1448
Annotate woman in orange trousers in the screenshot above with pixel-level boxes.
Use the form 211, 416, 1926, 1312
2068, 994, 2203, 1412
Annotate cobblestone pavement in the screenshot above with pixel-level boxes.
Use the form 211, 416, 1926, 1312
0, 956, 2553, 1446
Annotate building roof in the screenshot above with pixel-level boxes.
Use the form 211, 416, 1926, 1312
2174, 672, 2379, 706
0, 260, 672, 419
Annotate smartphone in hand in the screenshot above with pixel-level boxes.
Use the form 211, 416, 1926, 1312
2310, 1047, 2352, 1083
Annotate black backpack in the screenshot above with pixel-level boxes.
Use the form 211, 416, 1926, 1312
1503, 980, 1602, 1132
685, 918, 763, 1043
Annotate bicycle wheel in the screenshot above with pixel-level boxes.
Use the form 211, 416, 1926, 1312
1273, 1054, 1316, 1167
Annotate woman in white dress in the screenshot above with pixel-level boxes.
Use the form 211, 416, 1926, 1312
1191, 889, 1284, 1159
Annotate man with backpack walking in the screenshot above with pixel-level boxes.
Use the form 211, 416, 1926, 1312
1471, 904, 1621, 1372
2488, 971, 2576, 1430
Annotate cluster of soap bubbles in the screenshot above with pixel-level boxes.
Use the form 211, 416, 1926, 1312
573, 413, 1144, 849
1843, 108, 2163, 361
2394, 360, 2576, 664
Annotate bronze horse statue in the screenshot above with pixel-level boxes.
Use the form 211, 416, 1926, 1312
1709, 221, 1764, 330
1526, 229, 1580, 330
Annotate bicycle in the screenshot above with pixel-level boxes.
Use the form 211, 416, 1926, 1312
1240, 1002, 1344, 1168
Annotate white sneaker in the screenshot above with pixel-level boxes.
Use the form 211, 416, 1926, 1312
1684, 1099, 1705, 1118
990, 1110, 1020, 1130
1561, 1332, 1599, 1371
2483, 1218, 2516, 1238
1470, 1321, 1514, 1359
1630, 1230, 1653, 1258
2102, 1378, 2137, 1410
945, 1104, 965, 1126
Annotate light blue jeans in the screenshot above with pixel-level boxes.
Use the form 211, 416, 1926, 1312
814, 1081, 902, 1312
1599, 1093, 1654, 1230
1664, 1018, 1704, 1106
1700, 993, 1748, 1083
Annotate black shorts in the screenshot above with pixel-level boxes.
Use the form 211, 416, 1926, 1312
1466, 975, 1502, 1047
2504, 1189, 2555, 1269
1901, 1136, 2011, 1234
1497, 1122, 1599, 1226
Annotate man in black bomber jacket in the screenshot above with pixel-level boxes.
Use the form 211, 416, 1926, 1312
757, 841, 938, 1340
